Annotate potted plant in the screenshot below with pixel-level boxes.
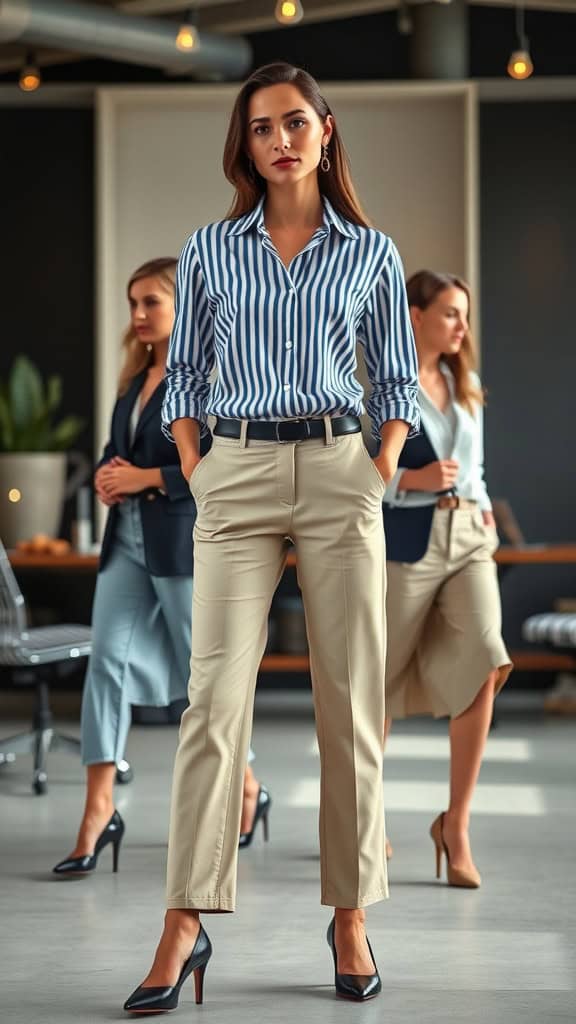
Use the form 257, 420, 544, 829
0, 356, 88, 548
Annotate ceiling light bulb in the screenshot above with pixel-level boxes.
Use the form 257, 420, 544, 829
507, 48, 534, 80
175, 22, 199, 51
19, 61, 41, 93
275, 0, 304, 26
397, 0, 413, 35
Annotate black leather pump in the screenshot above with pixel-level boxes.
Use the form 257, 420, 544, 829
123, 924, 212, 1014
239, 784, 271, 849
327, 917, 382, 1001
52, 810, 125, 876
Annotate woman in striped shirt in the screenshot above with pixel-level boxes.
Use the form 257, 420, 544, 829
124, 62, 419, 1012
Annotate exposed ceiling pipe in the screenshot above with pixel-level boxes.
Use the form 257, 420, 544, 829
0, 0, 252, 78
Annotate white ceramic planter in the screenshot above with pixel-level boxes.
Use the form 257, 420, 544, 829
0, 452, 87, 549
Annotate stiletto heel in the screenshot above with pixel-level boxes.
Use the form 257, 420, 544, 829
431, 823, 443, 879
430, 812, 481, 889
53, 810, 125, 876
239, 784, 272, 849
123, 925, 212, 1014
326, 917, 381, 1001
193, 962, 207, 1005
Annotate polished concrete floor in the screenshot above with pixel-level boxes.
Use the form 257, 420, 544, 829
1, 692, 575, 1024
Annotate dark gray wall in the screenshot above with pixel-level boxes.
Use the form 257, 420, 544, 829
1, 100, 573, 687
0, 108, 95, 534
480, 101, 576, 676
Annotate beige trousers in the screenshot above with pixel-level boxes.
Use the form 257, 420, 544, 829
166, 429, 388, 911
386, 506, 512, 719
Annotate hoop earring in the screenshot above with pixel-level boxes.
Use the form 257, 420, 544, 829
320, 144, 331, 173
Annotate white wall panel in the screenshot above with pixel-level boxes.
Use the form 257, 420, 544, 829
96, 83, 478, 480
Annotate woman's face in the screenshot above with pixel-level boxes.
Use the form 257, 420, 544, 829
246, 82, 333, 188
128, 276, 174, 346
411, 286, 469, 358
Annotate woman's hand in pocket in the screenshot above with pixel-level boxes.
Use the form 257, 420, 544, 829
182, 455, 202, 483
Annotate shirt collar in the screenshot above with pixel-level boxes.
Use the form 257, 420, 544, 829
227, 194, 358, 239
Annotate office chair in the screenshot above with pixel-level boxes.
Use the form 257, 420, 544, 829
0, 538, 132, 793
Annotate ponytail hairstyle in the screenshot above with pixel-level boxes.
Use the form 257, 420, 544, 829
118, 257, 177, 397
406, 270, 484, 414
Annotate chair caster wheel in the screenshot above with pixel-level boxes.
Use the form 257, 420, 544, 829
115, 759, 133, 785
33, 772, 48, 795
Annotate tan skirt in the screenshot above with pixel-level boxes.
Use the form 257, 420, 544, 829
385, 505, 513, 719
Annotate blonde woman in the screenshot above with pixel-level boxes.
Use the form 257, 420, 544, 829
53, 259, 265, 877
383, 270, 512, 888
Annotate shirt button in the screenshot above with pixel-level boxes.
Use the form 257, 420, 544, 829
283, 384, 290, 392
286, 341, 293, 350
147, 493, 156, 502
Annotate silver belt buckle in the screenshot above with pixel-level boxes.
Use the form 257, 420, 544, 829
274, 418, 312, 443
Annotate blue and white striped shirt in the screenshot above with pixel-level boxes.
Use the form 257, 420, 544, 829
162, 196, 420, 440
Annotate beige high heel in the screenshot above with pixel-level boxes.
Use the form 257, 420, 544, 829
430, 812, 481, 889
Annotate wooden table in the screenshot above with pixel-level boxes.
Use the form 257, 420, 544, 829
9, 544, 576, 570
495, 544, 576, 565
8, 552, 99, 570
9, 544, 576, 673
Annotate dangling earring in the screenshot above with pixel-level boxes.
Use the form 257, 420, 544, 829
320, 143, 331, 173
146, 343, 153, 352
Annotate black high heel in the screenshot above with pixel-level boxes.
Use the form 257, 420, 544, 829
239, 784, 271, 849
327, 917, 382, 1001
52, 810, 125, 876
123, 924, 212, 1014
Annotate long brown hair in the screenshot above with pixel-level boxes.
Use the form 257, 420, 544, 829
406, 270, 484, 414
118, 258, 177, 397
223, 62, 371, 228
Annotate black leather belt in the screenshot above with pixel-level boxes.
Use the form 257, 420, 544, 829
214, 415, 361, 443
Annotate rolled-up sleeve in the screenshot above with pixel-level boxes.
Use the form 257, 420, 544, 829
358, 239, 420, 439
161, 233, 214, 442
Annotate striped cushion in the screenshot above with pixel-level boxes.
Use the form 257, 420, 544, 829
523, 613, 576, 647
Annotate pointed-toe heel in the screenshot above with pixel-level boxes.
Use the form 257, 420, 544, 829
430, 812, 481, 889
239, 784, 272, 849
327, 917, 381, 1002
123, 925, 212, 1014
52, 810, 125, 876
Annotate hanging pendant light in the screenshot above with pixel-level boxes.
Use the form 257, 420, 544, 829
19, 52, 41, 92
507, 2, 534, 80
175, 7, 200, 52
275, 1, 304, 26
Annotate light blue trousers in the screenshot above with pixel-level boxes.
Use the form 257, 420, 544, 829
81, 501, 256, 767
80, 501, 193, 765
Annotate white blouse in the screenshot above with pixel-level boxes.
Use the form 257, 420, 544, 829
129, 388, 142, 446
384, 364, 492, 512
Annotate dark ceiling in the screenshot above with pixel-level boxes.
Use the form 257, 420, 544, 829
0, 5, 575, 83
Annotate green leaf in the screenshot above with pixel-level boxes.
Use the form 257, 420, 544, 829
16, 413, 53, 452
46, 375, 62, 413
9, 356, 45, 429
48, 416, 85, 450
0, 392, 14, 450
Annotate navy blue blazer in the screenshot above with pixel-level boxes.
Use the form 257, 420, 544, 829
383, 427, 446, 564
98, 372, 210, 577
